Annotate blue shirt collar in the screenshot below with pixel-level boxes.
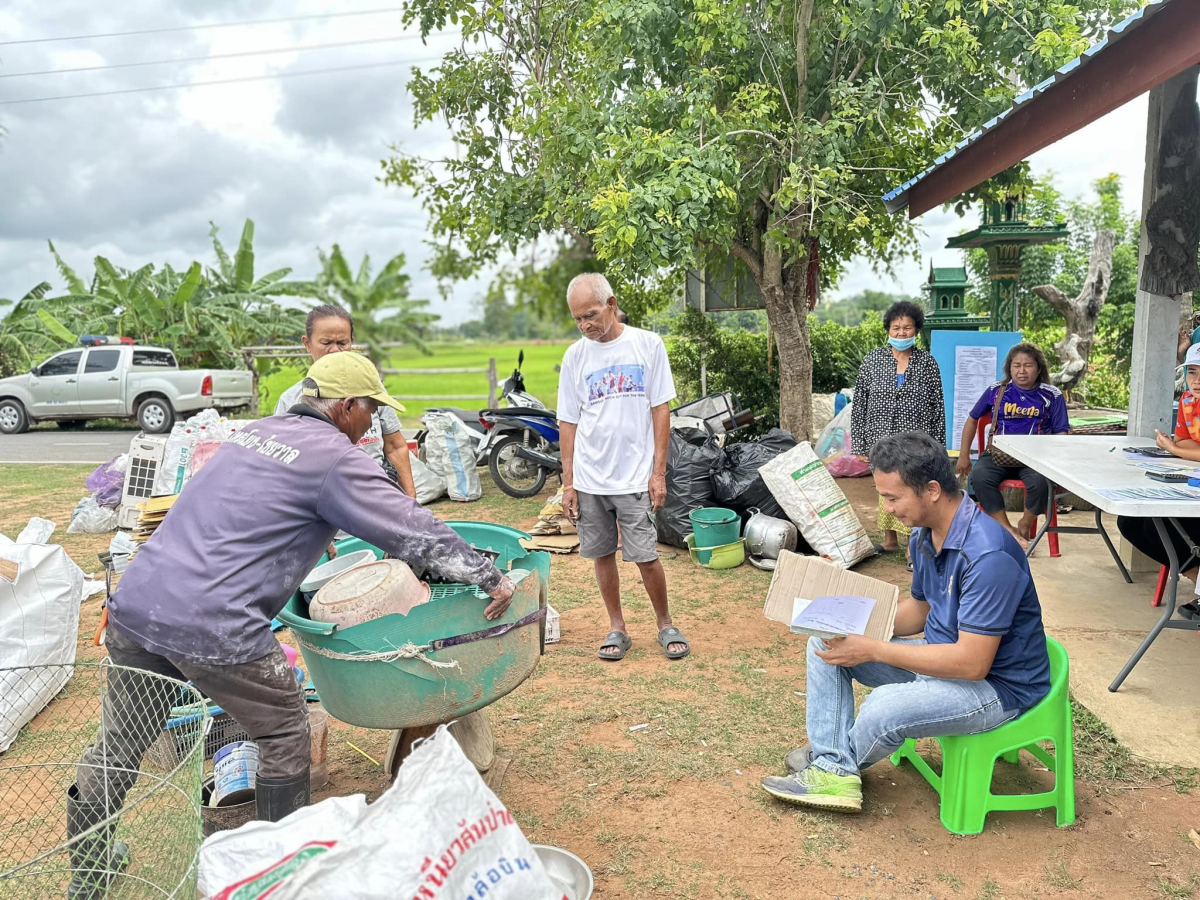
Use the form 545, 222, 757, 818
918, 493, 975, 557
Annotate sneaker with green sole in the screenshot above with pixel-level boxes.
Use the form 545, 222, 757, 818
761, 767, 863, 812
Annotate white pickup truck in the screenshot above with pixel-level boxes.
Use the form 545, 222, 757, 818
0, 345, 254, 434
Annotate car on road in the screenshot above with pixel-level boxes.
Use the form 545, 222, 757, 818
0, 344, 254, 435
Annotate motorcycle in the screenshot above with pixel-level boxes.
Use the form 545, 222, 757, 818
480, 351, 562, 498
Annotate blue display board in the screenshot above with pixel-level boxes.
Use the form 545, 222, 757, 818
930, 331, 1022, 451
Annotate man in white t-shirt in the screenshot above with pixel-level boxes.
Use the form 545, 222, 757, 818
558, 274, 690, 661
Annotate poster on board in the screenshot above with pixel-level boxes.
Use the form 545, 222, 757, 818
930, 331, 1022, 452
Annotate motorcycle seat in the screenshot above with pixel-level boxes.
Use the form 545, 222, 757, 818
483, 406, 558, 418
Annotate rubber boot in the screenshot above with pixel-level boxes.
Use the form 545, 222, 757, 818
255, 769, 310, 823
66, 784, 129, 900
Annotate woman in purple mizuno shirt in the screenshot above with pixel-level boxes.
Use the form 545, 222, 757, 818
956, 343, 1070, 548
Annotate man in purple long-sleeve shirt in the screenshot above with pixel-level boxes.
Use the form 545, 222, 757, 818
68, 353, 514, 898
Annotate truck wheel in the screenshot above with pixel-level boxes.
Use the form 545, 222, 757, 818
0, 400, 29, 435
138, 397, 174, 434
56, 419, 88, 430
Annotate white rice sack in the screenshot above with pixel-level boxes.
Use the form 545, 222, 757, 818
760, 442, 874, 569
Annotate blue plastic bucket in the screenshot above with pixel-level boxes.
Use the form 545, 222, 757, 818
212, 741, 258, 807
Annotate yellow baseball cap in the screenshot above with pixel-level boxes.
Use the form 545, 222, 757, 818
302, 352, 406, 412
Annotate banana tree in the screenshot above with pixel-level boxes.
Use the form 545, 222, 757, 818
0, 282, 58, 376
309, 245, 439, 367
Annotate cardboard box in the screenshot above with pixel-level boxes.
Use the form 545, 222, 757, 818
762, 551, 898, 641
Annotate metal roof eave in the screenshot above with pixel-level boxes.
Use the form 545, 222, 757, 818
881, 0, 1198, 217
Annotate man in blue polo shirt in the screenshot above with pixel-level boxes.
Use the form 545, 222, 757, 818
762, 431, 1050, 812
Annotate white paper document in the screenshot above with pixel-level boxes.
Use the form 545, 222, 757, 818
1097, 486, 1200, 502
790, 594, 877, 639
952, 345, 998, 443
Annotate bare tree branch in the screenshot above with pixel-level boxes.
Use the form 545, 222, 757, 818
795, 0, 817, 117
731, 240, 764, 283
725, 129, 787, 149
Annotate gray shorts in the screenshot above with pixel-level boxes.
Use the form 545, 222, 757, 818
577, 491, 659, 563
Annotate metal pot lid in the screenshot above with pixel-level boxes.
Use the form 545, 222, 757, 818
748, 555, 778, 571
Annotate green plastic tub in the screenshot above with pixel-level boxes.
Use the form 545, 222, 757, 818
689, 507, 741, 548
685, 534, 745, 569
276, 522, 550, 729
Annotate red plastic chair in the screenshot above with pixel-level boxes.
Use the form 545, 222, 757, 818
1152, 565, 1168, 607
974, 412, 1061, 558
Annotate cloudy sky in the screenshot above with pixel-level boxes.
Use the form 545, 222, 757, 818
0, 3, 1168, 325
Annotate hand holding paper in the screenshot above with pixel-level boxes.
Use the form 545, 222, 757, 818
791, 595, 877, 639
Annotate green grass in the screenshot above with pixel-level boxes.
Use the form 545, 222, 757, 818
1156, 873, 1200, 899
258, 340, 573, 424
937, 871, 964, 891
1043, 860, 1082, 891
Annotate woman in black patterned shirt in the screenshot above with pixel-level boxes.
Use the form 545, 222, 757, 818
850, 301, 946, 567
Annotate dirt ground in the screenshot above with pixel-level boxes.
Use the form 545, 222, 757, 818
4, 465, 1200, 899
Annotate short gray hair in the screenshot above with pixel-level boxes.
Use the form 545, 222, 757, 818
299, 377, 369, 416
566, 272, 614, 304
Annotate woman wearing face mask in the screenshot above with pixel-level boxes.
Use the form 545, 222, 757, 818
957, 343, 1070, 547
275, 304, 417, 500
850, 301, 946, 568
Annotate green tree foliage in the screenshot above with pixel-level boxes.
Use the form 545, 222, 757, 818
0, 222, 310, 375
384, 0, 1131, 438
0, 282, 53, 377
667, 308, 885, 433
306, 245, 440, 366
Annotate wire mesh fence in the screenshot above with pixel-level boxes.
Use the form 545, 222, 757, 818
0, 663, 208, 899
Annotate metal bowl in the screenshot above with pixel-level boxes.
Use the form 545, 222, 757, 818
534, 844, 594, 900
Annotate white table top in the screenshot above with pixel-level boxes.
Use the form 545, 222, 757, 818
990, 434, 1200, 519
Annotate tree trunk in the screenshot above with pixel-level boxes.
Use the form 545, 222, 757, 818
756, 239, 813, 440
1032, 229, 1116, 401
242, 349, 261, 417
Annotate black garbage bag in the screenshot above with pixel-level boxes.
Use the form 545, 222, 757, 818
656, 427, 725, 548
711, 428, 798, 520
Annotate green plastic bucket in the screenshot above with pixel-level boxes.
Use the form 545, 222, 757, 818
276, 522, 550, 730
689, 507, 741, 549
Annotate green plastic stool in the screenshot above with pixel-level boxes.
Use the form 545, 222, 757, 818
889, 637, 1075, 835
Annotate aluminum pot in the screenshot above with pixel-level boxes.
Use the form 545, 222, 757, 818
743, 508, 798, 560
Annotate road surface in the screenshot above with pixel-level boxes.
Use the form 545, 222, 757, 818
0, 431, 135, 464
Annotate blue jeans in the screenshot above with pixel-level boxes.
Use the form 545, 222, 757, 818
805, 637, 1019, 778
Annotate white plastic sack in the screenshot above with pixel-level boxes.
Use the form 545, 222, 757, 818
17, 517, 56, 545
185, 408, 223, 430
0, 530, 86, 752
67, 495, 119, 534
760, 442, 874, 568
199, 728, 563, 900
811, 393, 838, 436
410, 453, 447, 505
154, 423, 195, 496
422, 412, 482, 502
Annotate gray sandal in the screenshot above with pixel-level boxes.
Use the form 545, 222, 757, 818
657, 626, 690, 660
598, 631, 632, 661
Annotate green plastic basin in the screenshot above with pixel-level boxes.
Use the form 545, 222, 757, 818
685, 534, 745, 569
689, 507, 741, 548
276, 522, 550, 729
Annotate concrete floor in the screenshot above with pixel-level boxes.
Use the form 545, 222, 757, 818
1028, 513, 1200, 768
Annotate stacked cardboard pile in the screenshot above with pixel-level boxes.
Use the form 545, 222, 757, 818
131, 494, 178, 546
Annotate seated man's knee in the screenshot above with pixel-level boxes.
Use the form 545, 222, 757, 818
806, 635, 832, 666
848, 691, 907, 763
